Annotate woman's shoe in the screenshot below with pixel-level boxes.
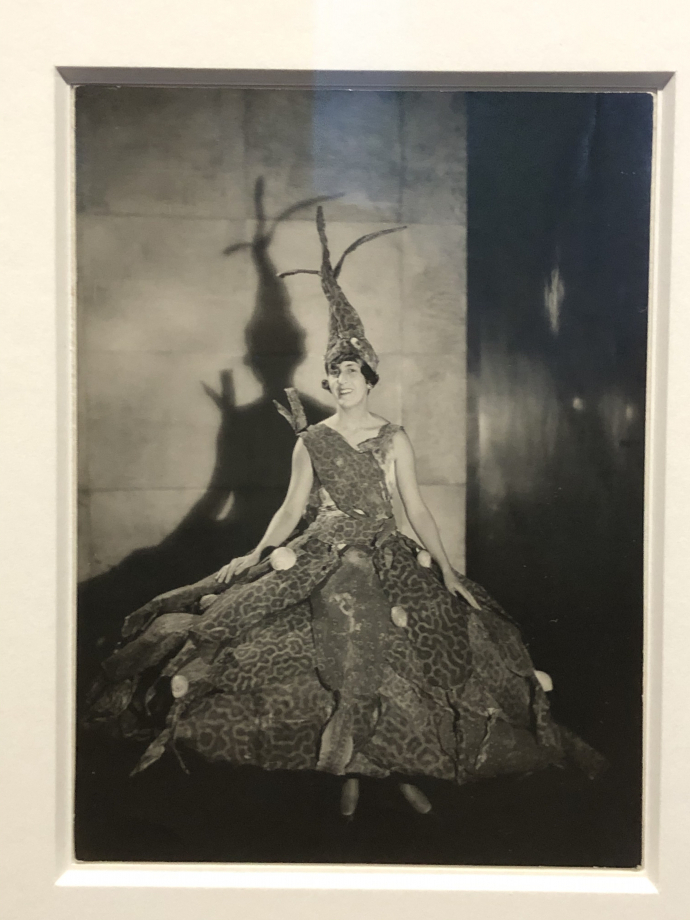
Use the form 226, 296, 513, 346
340, 777, 360, 817
399, 783, 432, 814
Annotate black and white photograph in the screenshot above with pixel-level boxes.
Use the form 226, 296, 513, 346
74, 84, 652, 868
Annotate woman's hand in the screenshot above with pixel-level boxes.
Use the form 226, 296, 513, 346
442, 569, 481, 609
215, 548, 262, 584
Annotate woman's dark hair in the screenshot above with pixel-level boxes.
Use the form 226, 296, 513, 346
321, 352, 379, 391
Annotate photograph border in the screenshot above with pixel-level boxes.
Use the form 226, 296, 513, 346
1, 1, 687, 917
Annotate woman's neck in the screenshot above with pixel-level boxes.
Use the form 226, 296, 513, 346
332, 402, 377, 432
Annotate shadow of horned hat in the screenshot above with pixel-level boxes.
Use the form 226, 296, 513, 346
279, 206, 406, 374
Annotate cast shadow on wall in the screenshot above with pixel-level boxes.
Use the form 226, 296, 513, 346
77, 179, 333, 693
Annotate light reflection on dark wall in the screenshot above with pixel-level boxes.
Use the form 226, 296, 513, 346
466, 94, 652, 860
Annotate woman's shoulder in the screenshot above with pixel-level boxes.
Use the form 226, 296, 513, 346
378, 419, 405, 442
387, 424, 413, 457
371, 419, 406, 455
384, 418, 404, 432
385, 420, 406, 438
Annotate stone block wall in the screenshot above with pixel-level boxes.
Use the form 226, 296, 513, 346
77, 87, 467, 581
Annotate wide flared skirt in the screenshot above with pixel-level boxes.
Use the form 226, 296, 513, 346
85, 528, 604, 783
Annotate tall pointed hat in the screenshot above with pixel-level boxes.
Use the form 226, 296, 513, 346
280, 206, 406, 373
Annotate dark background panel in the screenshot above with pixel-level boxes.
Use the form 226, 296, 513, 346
466, 92, 652, 860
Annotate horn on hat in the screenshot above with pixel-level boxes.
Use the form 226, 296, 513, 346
279, 206, 406, 373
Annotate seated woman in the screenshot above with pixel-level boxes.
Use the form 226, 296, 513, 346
85, 208, 604, 817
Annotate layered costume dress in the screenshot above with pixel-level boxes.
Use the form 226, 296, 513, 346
86, 391, 604, 784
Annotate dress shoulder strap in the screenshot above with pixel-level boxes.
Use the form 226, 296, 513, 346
368, 420, 403, 449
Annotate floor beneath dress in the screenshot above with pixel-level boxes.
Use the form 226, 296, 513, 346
74, 730, 641, 867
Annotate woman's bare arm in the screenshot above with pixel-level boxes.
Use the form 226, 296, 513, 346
216, 437, 313, 582
256, 437, 313, 551
393, 429, 479, 607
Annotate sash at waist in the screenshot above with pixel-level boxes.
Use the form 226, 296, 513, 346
306, 509, 396, 547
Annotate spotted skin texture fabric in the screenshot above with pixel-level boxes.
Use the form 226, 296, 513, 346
300, 424, 394, 527
189, 537, 341, 660
373, 532, 472, 691
86, 410, 605, 783
210, 603, 317, 693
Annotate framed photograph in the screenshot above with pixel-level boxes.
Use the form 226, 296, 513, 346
2, 2, 689, 919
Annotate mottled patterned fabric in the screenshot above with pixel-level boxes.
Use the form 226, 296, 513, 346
85, 400, 605, 784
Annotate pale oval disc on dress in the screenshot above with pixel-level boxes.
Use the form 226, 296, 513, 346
535, 670, 554, 692
171, 674, 189, 699
391, 606, 408, 628
270, 547, 297, 570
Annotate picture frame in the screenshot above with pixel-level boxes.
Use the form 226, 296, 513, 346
1, 1, 687, 917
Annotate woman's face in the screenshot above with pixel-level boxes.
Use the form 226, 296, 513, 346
326, 360, 369, 407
